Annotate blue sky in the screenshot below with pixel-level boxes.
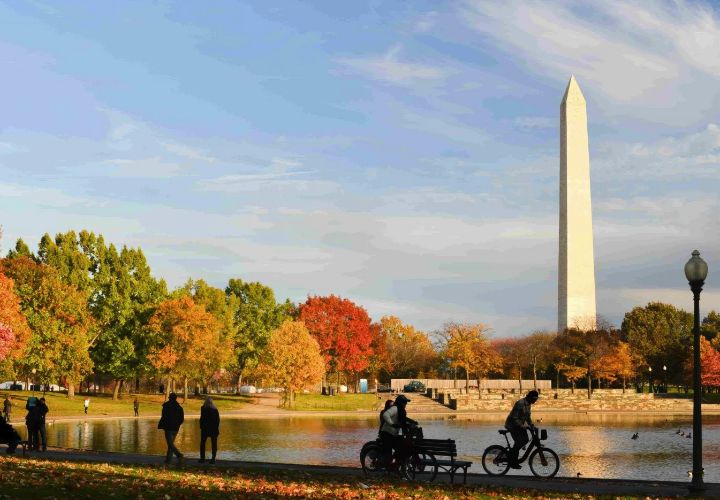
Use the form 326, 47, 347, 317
1, 1, 719, 336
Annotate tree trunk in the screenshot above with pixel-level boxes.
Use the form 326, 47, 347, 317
571, 381, 575, 394
67, 382, 75, 399
587, 372, 592, 400
165, 378, 171, 398
518, 370, 522, 393
465, 368, 469, 392
556, 370, 560, 391
533, 363, 537, 390
112, 379, 122, 400
183, 377, 188, 403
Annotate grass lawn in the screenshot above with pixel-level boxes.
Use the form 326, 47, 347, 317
0, 456, 603, 499
1, 391, 252, 419
292, 393, 380, 411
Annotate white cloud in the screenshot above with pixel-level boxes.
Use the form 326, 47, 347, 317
163, 142, 216, 163
461, 0, 720, 126
336, 45, 448, 86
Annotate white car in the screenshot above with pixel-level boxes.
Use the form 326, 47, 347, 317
239, 385, 257, 394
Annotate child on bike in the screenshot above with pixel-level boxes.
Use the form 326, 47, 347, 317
504, 390, 539, 469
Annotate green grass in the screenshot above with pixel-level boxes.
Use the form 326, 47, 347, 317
1, 391, 252, 419
0, 456, 614, 499
291, 393, 380, 411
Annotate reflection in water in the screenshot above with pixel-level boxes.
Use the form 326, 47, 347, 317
35, 414, 720, 482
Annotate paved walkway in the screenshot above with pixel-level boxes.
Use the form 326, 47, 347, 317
15, 447, 720, 498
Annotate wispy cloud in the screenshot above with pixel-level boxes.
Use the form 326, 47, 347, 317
461, 0, 720, 126
336, 45, 448, 86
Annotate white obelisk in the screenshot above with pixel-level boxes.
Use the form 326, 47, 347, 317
558, 75, 596, 332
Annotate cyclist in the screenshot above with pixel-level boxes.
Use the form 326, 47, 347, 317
504, 390, 539, 469
380, 394, 417, 468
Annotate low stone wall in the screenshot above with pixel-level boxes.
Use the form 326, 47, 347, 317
432, 388, 694, 412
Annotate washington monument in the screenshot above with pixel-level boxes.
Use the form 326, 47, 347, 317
558, 76, 597, 332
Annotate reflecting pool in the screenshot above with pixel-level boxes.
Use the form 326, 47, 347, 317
34, 413, 720, 482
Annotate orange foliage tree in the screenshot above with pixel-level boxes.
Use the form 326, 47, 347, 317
298, 295, 374, 390
146, 296, 224, 401
0, 272, 31, 370
256, 320, 325, 407
380, 316, 437, 379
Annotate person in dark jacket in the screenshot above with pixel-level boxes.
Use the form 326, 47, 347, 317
25, 396, 40, 451
0, 415, 21, 454
199, 396, 219, 463
133, 397, 140, 417
157, 393, 184, 464
37, 398, 49, 451
504, 390, 539, 469
3, 395, 11, 422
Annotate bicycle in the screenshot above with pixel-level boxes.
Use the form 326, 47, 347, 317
360, 422, 439, 482
481, 426, 560, 477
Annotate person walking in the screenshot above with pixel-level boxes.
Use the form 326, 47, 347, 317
37, 397, 49, 451
504, 390, 539, 469
133, 397, 140, 417
83, 397, 90, 414
199, 397, 219, 464
158, 393, 184, 465
3, 395, 11, 422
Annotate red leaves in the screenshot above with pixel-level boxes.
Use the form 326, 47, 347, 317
298, 295, 374, 374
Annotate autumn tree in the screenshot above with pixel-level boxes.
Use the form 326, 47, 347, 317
493, 337, 529, 392
599, 341, 638, 393
146, 296, 224, 401
380, 316, 437, 379
225, 279, 291, 388
439, 322, 499, 391
552, 329, 588, 393
298, 295, 374, 390
0, 272, 32, 376
1, 257, 95, 398
256, 320, 325, 407
686, 336, 720, 390
524, 331, 556, 389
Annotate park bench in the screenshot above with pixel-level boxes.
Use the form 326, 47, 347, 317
416, 438, 472, 484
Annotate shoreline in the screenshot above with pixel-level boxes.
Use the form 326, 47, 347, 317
7, 407, 720, 425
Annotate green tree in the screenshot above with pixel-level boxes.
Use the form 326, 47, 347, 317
702, 311, 720, 341
225, 279, 290, 388
621, 302, 692, 386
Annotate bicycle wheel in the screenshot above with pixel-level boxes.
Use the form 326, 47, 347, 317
528, 447, 560, 478
482, 445, 510, 475
405, 451, 438, 482
360, 444, 386, 477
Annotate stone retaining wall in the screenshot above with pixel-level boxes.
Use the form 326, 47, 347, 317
429, 387, 694, 412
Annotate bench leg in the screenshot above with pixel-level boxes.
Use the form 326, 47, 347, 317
463, 466, 468, 484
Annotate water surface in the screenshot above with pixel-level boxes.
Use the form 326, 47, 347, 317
36, 414, 720, 482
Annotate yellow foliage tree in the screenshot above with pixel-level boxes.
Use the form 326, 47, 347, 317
380, 315, 437, 379
146, 296, 224, 401
439, 322, 500, 391
257, 320, 325, 407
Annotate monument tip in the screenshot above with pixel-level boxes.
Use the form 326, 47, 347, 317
562, 74, 585, 104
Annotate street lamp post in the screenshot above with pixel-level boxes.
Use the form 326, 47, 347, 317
685, 249, 708, 492
648, 367, 653, 393
663, 365, 667, 393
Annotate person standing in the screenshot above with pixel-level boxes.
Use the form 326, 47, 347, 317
157, 393, 184, 465
3, 395, 11, 422
25, 399, 41, 451
199, 397, 219, 464
83, 397, 90, 414
504, 390, 539, 469
133, 397, 140, 417
37, 397, 49, 451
